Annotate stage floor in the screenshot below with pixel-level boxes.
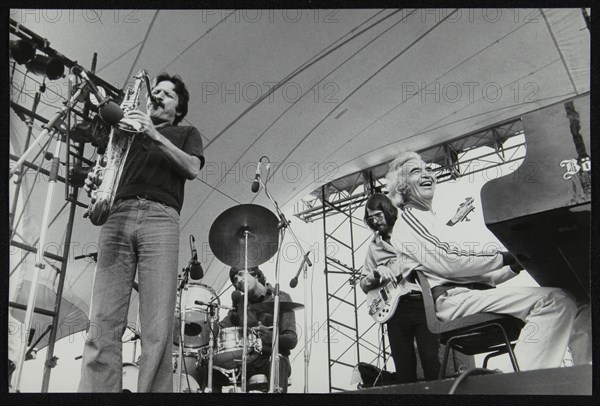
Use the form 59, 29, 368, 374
355, 364, 592, 395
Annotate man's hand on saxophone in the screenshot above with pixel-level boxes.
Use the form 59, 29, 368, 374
124, 110, 158, 138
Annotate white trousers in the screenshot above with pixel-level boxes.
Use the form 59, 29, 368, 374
435, 286, 588, 371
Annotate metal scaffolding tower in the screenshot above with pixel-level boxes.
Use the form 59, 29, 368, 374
9, 19, 122, 391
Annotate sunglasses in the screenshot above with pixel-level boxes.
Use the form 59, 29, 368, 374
366, 212, 385, 223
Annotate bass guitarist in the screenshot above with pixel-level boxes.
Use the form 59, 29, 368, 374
360, 193, 440, 383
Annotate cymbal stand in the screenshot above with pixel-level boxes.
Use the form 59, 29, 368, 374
269, 230, 286, 393
241, 230, 250, 393
256, 161, 313, 393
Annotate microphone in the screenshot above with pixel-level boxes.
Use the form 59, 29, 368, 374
289, 268, 300, 289
189, 235, 204, 280
230, 291, 242, 326
73, 66, 124, 125
251, 161, 261, 193
289, 253, 311, 288
189, 262, 204, 280
98, 101, 125, 126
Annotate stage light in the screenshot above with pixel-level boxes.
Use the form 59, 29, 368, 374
10, 40, 36, 64
69, 116, 111, 148
69, 121, 95, 144
26, 55, 65, 80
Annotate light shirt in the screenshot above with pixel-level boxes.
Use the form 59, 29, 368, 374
391, 207, 517, 288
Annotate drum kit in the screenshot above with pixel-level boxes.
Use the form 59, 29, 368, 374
123, 203, 306, 393
122, 158, 314, 393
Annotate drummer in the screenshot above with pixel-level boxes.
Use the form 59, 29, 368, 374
213, 266, 298, 393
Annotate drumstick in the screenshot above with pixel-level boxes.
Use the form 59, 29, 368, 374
250, 325, 273, 330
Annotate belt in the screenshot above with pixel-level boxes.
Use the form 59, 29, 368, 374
431, 283, 493, 302
114, 194, 163, 206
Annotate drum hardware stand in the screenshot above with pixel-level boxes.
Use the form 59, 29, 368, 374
241, 230, 250, 393
11, 83, 88, 391
204, 302, 218, 393
255, 158, 313, 393
128, 281, 141, 363
192, 298, 231, 392
176, 266, 193, 393
222, 368, 241, 393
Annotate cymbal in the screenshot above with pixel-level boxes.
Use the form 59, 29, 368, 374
209, 204, 279, 268
249, 301, 305, 313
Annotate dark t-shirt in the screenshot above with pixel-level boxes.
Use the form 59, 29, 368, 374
115, 125, 204, 213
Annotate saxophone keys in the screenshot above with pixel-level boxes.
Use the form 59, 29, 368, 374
95, 171, 103, 186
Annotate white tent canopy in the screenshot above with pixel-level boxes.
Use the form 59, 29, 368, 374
9, 8, 590, 347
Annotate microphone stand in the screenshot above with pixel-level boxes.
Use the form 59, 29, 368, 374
256, 163, 312, 393
291, 253, 312, 392
300, 257, 310, 393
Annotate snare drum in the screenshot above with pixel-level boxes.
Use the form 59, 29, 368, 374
213, 327, 262, 370
174, 283, 219, 349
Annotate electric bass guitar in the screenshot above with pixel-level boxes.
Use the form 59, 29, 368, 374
366, 275, 412, 323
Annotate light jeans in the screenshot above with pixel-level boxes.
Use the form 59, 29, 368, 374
435, 286, 583, 371
78, 198, 180, 392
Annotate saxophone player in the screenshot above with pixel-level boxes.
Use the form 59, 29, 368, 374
78, 73, 205, 392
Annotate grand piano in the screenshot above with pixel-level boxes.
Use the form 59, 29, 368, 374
480, 95, 591, 303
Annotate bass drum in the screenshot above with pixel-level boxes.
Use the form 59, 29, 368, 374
174, 283, 220, 349
172, 351, 202, 393
122, 363, 139, 393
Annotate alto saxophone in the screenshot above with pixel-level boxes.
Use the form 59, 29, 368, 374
83, 69, 149, 226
